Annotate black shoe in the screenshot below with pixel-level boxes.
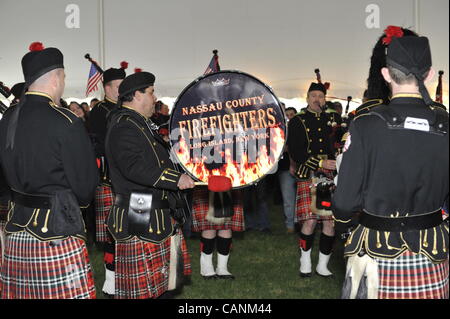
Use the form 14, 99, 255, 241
299, 272, 312, 278
217, 274, 235, 280
202, 274, 218, 280
157, 291, 175, 299
102, 291, 114, 299
315, 270, 334, 278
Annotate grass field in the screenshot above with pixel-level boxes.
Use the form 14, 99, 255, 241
87, 200, 347, 299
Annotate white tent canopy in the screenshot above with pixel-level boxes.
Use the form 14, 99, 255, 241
0, 0, 448, 111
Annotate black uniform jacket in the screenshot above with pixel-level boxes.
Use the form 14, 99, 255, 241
88, 97, 116, 157
88, 97, 117, 185
0, 92, 99, 241
332, 96, 449, 262
287, 108, 335, 180
105, 106, 185, 243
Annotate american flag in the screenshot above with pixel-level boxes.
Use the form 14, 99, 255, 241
204, 50, 220, 75
86, 62, 103, 97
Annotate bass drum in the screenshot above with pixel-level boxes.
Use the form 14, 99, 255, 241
169, 70, 287, 189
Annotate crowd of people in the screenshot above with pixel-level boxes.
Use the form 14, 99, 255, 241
0, 25, 448, 300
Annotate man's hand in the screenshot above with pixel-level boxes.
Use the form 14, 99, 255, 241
177, 174, 195, 190
322, 160, 336, 171
289, 163, 297, 177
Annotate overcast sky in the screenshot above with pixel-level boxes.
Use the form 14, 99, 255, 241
0, 0, 448, 110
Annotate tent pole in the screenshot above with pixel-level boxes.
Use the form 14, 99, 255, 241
99, 0, 105, 70
414, 0, 420, 34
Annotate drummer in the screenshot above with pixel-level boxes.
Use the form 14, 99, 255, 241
287, 82, 337, 277
171, 71, 288, 281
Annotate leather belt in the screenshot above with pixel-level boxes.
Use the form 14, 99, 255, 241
360, 209, 443, 232
114, 193, 170, 210
11, 190, 53, 209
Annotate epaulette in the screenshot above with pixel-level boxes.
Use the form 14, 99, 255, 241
93, 100, 110, 112
353, 112, 372, 122
49, 101, 78, 124
113, 111, 130, 125
355, 99, 384, 116
431, 102, 448, 112
297, 107, 307, 115
325, 108, 338, 114
92, 99, 102, 108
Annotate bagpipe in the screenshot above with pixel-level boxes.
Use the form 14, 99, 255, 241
84, 53, 104, 74
0, 82, 12, 114
169, 69, 287, 223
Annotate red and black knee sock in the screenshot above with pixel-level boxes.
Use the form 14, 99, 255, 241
298, 232, 315, 252
104, 240, 115, 271
200, 236, 216, 255
319, 233, 335, 255
216, 237, 233, 255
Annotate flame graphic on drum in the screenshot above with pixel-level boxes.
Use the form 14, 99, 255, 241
175, 125, 285, 188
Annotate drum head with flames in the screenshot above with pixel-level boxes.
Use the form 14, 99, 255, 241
169, 70, 287, 188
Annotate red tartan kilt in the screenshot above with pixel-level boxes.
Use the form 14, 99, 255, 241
115, 236, 171, 299
0, 232, 96, 299
0, 215, 6, 272
295, 170, 334, 223
95, 185, 113, 242
0, 203, 6, 275
179, 231, 192, 276
191, 187, 245, 232
377, 250, 449, 299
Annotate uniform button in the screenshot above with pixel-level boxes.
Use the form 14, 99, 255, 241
153, 142, 157, 146
161, 160, 165, 164
308, 150, 311, 154
309, 139, 313, 143
320, 149, 323, 153
318, 128, 322, 132
319, 138, 323, 142
307, 128, 310, 132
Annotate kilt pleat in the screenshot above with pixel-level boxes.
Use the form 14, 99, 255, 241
95, 185, 113, 242
191, 188, 244, 232
377, 250, 449, 299
0, 203, 7, 276
115, 236, 171, 299
180, 231, 192, 276
0, 232, 96, 299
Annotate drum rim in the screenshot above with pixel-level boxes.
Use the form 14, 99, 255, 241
169, 70, 288, 189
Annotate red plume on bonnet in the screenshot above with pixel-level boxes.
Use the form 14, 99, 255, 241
134, 68, 143, 73
207, 176, 232, 192
382, 25, 404, 45
120, 61, 129, 69
29, 42, 45, 52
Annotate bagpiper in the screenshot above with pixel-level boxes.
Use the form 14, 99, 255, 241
105, 71, 194, 299
87, 62, 127, 297
287, 82, 337, 277
333, 35, 449, 299
0, 42, 98, 298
